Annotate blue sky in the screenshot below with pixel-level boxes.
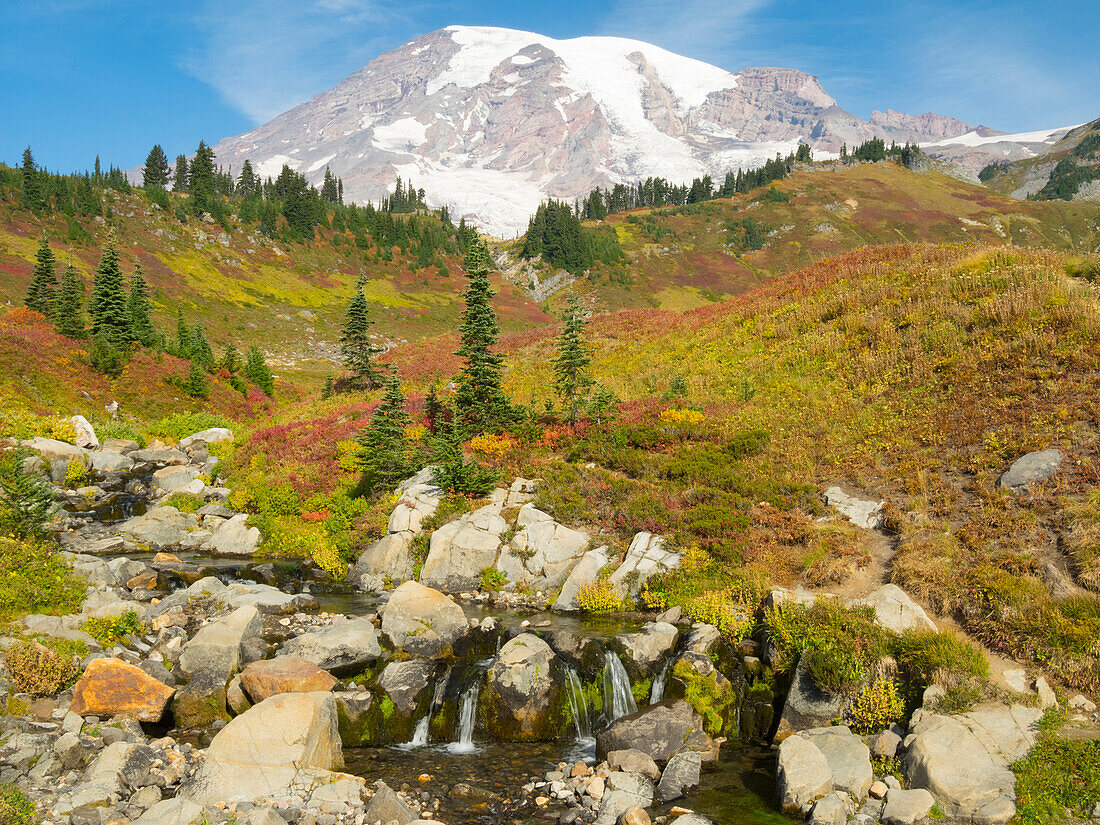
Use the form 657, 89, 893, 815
1, 0, 1096, 171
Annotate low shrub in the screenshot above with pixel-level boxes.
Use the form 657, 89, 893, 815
0, 537, 86, 621
847, 678, 905, 734
149, 411, 232, 442
0, 783, 36, 825
5, 640, 80, 696
1013, 708, 1100, 825
479, 566, 507, 592
81, 610, 144, 646
685, 589, 753, 640
577, 578, 622, 613
164, 492, 204, 513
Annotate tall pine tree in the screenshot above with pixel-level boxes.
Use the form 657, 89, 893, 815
552, 291, 594, 422
453, 239, 511, 432
172, 154, 189, 192
339, 287, 382, 389
188, 324, 214, 369
88, 237, 131, 347
24, 235, 58, 317
55, 262, 86, 339
188, 141, 216, 215
245, 345, 275, 396
142, 144, 170, 188
20, 147, 41, 211
127, 262, 158, 347
355, 368, 413, 492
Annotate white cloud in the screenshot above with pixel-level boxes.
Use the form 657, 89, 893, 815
180, 0, 408, 123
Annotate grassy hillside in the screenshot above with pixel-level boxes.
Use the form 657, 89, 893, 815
980, 117, 1100, 201
504, 162, 1100, 316
0, 186, 550, 384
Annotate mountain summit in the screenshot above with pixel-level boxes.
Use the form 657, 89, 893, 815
211, 25, 976, 236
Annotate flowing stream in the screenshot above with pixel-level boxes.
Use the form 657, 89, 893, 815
650, 659, 670, 703
564, 666, 593, 744
602, 650, 637, 722
448, 679, 481, 754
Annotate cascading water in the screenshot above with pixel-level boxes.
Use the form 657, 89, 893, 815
448, 679, 481, 754
407, 715, 430, 747
564, 667, 593, 743
650, 659, 670, 704
602, 651, 637, 722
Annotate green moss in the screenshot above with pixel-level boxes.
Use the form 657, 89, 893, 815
1013, 709, 1100, 825
0, 783, 36, 825
672, 659, 739, 738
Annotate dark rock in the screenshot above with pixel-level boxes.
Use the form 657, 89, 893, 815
172, 669, 230, 728
596, 700, 718, 764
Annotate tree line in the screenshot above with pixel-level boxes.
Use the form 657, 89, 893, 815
22, 233, 274, 397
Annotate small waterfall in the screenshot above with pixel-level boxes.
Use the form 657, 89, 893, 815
650, 659, 670, 704
565, 667, 593, 743
408, 714, 430, 747
603, 651, 637, 722
448, 679, 480, 754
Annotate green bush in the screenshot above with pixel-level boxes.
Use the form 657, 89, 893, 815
0, 449, 59, 540
577, 578, 623, 613
5, 640, 80, 696
81, 610, 145, 646
0, 784, 36, 825
1014, 708, 1100, 825
0, 537, 86, 621
149, 411, 232, 442
164, 492, 204, 513
847, 678, 905, 734
479, 566, 507, 592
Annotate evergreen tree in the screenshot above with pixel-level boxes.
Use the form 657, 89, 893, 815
88, 237, 131, 347
355, 368, 413, 492
321, 167, 339, 204
188, 324, 215, 369
20, 147, 41, 211
551, 291, 594, 422
453, 240, 511, 431
172, 154, 189, 192
222, 343, 247, 394
24, 235, 58, 317
237, 160, 258, 197
183, 357, 209, 398
142, 144, 170, 188
126, 262, 158, 346
0, 449, 59, 540
175, 309, 190, 356
339, 287, 382, 389
188, 141, 216, 215
245, 345, 275, 396
429, 415, 501, 497
54, 263, 86, 339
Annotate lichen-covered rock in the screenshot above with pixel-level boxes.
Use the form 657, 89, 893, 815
615, 622, 679, 676
420, 502, 507, 591
118, 507, 200, 550
776, 658, 845, 736
277, 616, 381, 676
553, 546, 609, 612
172, 669, 230, 728
494, 504, 588, 591
69, 658, 175, 722
484, 633, 566, 740
380, 580, 468, 657
998, 449, 1063, 493
609, 532, 681, 598
239, 656, 339, 703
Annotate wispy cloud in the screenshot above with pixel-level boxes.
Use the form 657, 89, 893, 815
598, 0, 773, 65
180, 0, 410, 123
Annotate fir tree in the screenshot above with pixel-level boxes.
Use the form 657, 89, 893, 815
188, 324, 215, 369
175, 309, 190, 356
24, 235, 58, 317
552, 291, 594, 422
54, 262, 86, 339
20, 147, 41, 211
0, 449, 59, 540
142, 144, 170, 188
429, 416, 501, 497
222, 343, 247, 394
245, 345, 275, 396
237, 160, 258, 197
188, 141, 216, 215
126, 262, 158, 346
183, 357, 209, 398
453, 240, 511, 432
355, 368, 413, 492
321, 167, 339, 204
88, 237, 132, 347
339, 287, 382, 389
172, 154, 189, 192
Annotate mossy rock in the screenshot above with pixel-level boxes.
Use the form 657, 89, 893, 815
667, 656, 742, 739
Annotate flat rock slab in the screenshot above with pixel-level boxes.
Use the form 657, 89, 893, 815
69, 658, 175, 722
824, 486, 884, 529
596, 700, 716, 764
998, 449, 1064, 492
278, 616, 381, 676
240, 656, 338, 702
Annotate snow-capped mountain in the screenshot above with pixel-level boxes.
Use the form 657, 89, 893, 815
210, 25, 980, 237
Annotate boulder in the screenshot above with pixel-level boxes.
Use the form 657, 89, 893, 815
387, 467, 443, 533
870, 729, 903, 758
239, 657, 338, 703
179, 428, 233, 450
777, 734, 832, 813
776, 658, 845, 736
21, 437, 89, 480
810, 794, 849, 825
350, 532, 415, 582
484, 633, 564, 740
220, 582, 315, 614
998, 449, 1064, 492
606, 749, 660, 780
553, 546, 609, 612
202, 514, 261, 556
67, 415, 99, 448
334, 690, 375, 746
365, 782, 416, 825
380, 581, 467, 656
903, 705, 1042, 824
118, 507, 200, 549
180, 692, 344, 805
494, 504, 589, 591
85, 741, 156, 796
620, 806, 652, 825
278, 617, 381, 676
377, 658, 436, 715
152, 465, 202, 494
419, 502, 508, 591
882, 789, 936, 825
596, 772, 655, 825
91, 450, 134, 474
596, 700, 717, 764
69, 658, 175, 722
609, 532, 681, 598
824, 487, 884, 529
615, 622, 679, 674
178, 605, 263, 675
131, 798, 209, 825
801, 726, 873, 800
172, 669, 230, 728
850, 584, 937, 633
657, 750, 702, 801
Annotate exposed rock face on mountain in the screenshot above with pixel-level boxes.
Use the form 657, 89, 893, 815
210, 26, 977, 237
